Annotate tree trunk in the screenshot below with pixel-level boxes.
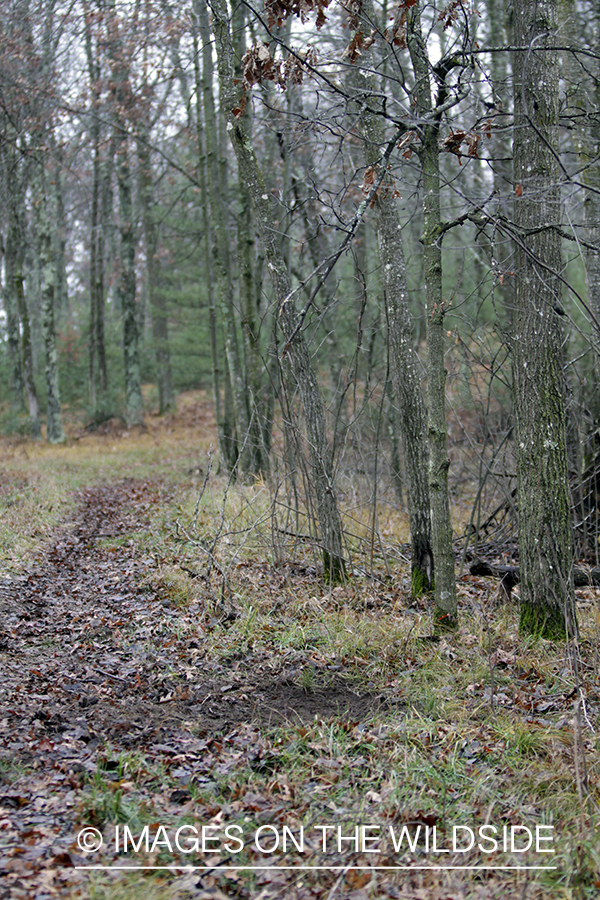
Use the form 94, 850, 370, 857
232, 0, 270, 475
106, 0, 143, 427
191, 5, 229, 467
52, 148, 69, 322
95, 136, 113, 399
2, 223, 26, 414
558, 0, 600, 365
559, 0, 600, 558
408, 3, 457, 628
196, 0, 252, 473
211, 0, 346, 581
138, 130, 174, 414
486, 0, 516, 322
84, 3, 109, 407
511, 0, 577, 638
350, 0, 433, 594
11, 234, 41, 438
36, 165, 65, 445
117, 134, 144, 427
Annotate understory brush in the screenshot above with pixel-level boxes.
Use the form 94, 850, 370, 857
0, 391, 598, 899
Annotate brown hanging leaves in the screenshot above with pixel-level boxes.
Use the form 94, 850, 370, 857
240, 42, 317, 95
343, 28, 364, 62
498, 271, 514, 285
283, 47, 318, 84
383, 0, 416, 50
265, 0, 331, 29
438, 0, 466, 30
383, 23, 407, 48
397, 130, 417, 160
443, 128, 481, 163
363, 165, 377, 187
342, 28, 377, 62
242, 40, 277, 88
361, 165, 402, 206
231, 90, 247, 119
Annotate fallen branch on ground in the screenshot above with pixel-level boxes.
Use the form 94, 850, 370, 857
469, 560, 600, 600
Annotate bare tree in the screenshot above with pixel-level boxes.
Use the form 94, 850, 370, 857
511, 0, 577, 637
348, 0, 433, 595
210, 0, 347, 581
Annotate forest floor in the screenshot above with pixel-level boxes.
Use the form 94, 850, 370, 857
0, 392, 599, 900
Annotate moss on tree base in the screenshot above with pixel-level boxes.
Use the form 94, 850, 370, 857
411, 566, 430, 598
433, 607, 458, 633
519, 600, 568, 641
323, 551, 346, 585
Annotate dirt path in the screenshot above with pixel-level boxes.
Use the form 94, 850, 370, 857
0, 480, 378, 898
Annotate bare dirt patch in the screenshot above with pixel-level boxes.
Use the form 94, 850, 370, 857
0, 478, 379, 733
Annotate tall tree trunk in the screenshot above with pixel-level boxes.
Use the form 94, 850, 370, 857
350, 0, 433, 594
232, 0, 270, 475
511, 0, 577, 638
408, 3, 457, 628
36, 165, 65, 444
2, 224, 25, 413
89, 144, 99, 410
52, 148, 68, 322
211, 0, 346, 581
558, 0, 600, 365
196, 0, 252, 473
117, 134, 144, 427
107, 0, 143, 427
10, 233, 41, 438
96, 137, 113, 397
84, 2, 109, 407
560, 0, 600, 558
191, 5, 229, 466
138, 130, 174, 414
486, 0, 516, 322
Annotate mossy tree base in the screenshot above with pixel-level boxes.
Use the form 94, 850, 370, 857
411, 565, 430, 598
433, 606, 458, 633
519, 600, 570, 641
323, 552, 346, 586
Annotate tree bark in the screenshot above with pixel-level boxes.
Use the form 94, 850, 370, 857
485, 0, 516, 322
115, 131, 143, 426
197, 0, 252, 473
10, 228, 41, 438
511, 0, 577, 638
83, 2, 109, 407
2, 222, 26, 414
350, 0, 433, 594
232, 0, 271, 476
36, 164, 65, 444
558, 0, 600, 365
211, 0, 346, 581
138, 129, 174, 415
107, 0, 143, 427
191, 6, 228, 465
408, 3, 457, 629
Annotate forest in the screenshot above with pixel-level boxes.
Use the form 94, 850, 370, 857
1, 0, 600, 896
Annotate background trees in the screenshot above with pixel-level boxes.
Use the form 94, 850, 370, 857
0, 0, 598, 634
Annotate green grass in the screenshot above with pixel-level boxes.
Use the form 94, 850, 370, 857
2, 390, 600, 899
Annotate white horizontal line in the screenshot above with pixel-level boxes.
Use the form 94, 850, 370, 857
75, 865, 558, 872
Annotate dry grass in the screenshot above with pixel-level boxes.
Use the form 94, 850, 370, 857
1, 389, 599, 899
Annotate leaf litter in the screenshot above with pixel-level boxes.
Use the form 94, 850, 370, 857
0, 435, 598, 897
0, 479, 394, 899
